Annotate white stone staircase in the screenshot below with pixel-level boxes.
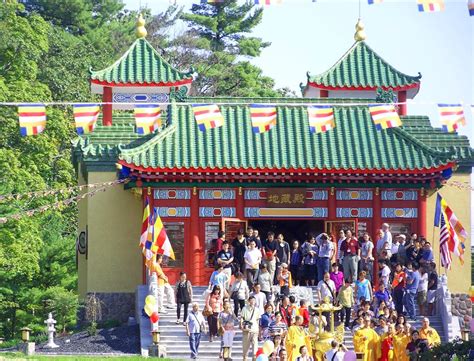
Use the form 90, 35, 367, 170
137, 285, 447, 359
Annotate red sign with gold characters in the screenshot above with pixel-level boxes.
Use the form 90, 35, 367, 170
266, 189, 306, 208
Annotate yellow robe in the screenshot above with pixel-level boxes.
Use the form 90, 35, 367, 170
393, 333, 410, 361
419, 327, 441, 347
285, 325, 312, 361
353, 327, 380, 361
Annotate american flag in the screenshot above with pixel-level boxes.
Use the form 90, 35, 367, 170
439, 212, 452, 269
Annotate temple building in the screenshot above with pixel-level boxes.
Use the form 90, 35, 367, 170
73, 18, 473, 320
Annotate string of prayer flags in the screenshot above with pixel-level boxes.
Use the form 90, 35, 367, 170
201, 0, 224, 3
368, 104, 402, 130
417, 0, 445, 12
192, 104, 224, 131
134, 104, 161, 135
469, 0, 474, 16
73, 103, 100, 135
438, 103, 466, 132
18, 104, 47, 136
307, 105, 335, 134
368, 0, 383, 4
254, 0, 282, 5
250, 104, 277, 134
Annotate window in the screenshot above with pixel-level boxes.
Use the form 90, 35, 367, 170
204, 222, 220, 268
388, 222, 412, 237
162, 222, 185, 268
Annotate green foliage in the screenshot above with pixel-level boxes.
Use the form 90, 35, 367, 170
419, 338, 473, 361
376, 87, 397, 103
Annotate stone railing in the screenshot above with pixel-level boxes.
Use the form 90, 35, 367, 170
436, 275, 461, 341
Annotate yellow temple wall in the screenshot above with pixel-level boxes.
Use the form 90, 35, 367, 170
78, 171, 142, 297
427, 172, 472, 294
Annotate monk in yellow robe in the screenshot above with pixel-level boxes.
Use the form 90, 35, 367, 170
353, 317, 380, 361
393, 324, 410, 361
286, 316, 312, 361
418, 317, 441, 348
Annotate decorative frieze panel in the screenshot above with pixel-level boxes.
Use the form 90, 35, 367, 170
199, 189, 236, 200
244, 207, 328, 218
113, 93, 169, 104
336, 190, 373, 201
336, 208, 373, 218
244, 189, 266, 200
154, 189, 191, 200
381, 208, 418, 218
155, 207, 190, 217
381, 190, 418, 201
199, 207, 236, 218
307, 190, 328, 200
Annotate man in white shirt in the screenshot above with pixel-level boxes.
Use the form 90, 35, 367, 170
378, 260, 391, 289
244, 239, 262, 288
240, 295, 262, 361
377, 223, 393, 257
185, 303, 207, 359
325, 340, 347, 361
317, 271, 336, 303
336, 230, 346, 264
250, 283, 267, 315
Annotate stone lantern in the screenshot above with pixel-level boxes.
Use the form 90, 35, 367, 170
44, 313, 59, 349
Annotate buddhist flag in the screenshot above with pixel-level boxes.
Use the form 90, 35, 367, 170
152, 209, 175, 260
417, 0, 445, 12
469, 0, 474, 16
201, 0, 224, 3
134, 104, 161, 135
18, 104, 46, 136
254, 0, 282, 5
438, 104, 465, 132
73, 103, 100, 135
434, 193, 467, 265
368, 0, 383, 4
368, 104, 402, 130
192, 104, 224, 131
140, 197, 151, 248
250, 104, 277, 134
307, 105, 335, 134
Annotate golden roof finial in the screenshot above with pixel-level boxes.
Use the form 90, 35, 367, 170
136, 13, 147, 39
354, 18, 367, 42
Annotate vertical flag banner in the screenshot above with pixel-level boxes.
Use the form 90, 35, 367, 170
73, 103, 100, 135
192, 104, 224, 131
249, 104, 277, 134
152, 210, 175, 260
438, 104, 466, 132
439, 212, 452, 269
368, 104, 402, 130
469, 0, 474, 16
417, 0, 445, 12
254, 0, 283, 5
307, 105, 335, 134
142, 211, 155, 261
368, 0, 383, 4
134, 104, 161, 135
18, 104, 46, 136
140, 197, 151, 248
434, 193, 467, 265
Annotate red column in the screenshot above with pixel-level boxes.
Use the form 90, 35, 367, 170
372, 187, 381, 287
190, 186, 202, 284
102, 86, 113, 126
418, 188, 427, 238
328, 187, 336, 219
320, 89, 329, 98
398, 91, 407, 116
236, 186, 244, 219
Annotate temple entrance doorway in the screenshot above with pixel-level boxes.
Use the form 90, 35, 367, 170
248, 219, 324, 243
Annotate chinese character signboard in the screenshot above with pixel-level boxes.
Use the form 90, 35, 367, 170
266, 189, 306, 208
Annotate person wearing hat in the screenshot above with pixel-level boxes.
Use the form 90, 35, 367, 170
418, 317, 441, 348
396, 234, 408, 265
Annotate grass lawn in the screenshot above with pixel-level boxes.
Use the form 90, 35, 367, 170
0, 352, 176, 360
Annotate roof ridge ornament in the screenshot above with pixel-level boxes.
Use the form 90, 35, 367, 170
136, 13, 147, 39
354, 18, 366, 42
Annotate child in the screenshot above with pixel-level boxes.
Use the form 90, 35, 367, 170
374, 283, 391, 310
298, 300, 310, 328
330, 263, 344, 294
259, 303, 274, 341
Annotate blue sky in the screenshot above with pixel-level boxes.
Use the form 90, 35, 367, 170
125, 0, 473, 142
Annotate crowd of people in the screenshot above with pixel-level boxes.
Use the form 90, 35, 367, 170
164, 224, 442, 360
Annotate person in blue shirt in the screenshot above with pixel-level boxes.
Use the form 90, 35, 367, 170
419, 242, 434, 265
403, 262, 420, 321
259, 303, 274, 341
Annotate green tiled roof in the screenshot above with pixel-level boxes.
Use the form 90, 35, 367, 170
90, 38, 194, 85
306, 41, 422, 89
118, 103, 454, 171
401, 115, 474, 166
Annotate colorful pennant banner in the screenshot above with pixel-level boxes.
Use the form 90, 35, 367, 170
134, 104, 161, 135
417, 0, 445, 12
438, 103, 466, 133
254, 0, 282, 5
307, 105, 335, 134
249, 104, 277, 134
368, 104, 402, 130
73, 103, 100, 135
192, 104, 224, 131
368, 0, 383, 4
18, 104, 46, 136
